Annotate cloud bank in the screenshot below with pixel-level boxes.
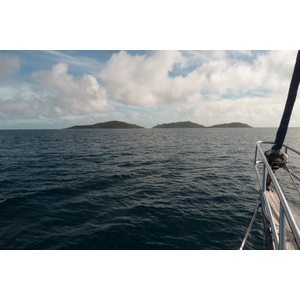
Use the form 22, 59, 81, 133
99, 50, 298, 126
0, 61, 114, 121
0, 50, 299, 128
31, 63, 114, 115
99, 50, 187, 107
100, 50, 295, 104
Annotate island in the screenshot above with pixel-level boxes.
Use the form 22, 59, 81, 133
66, 120, 145, 129
208, 122, 252, 128
153, 121, 205, 128
65, 120, 252, 129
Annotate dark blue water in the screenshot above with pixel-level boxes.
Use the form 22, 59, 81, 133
1, 128, 300, 250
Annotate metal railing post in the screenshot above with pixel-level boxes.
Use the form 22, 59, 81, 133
262, 162, 267, 192
279, 204, 286, 250
255, 141, 300, 249
254, 145, 258, 166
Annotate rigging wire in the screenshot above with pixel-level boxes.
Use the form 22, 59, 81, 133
239, 202, 261, 250
284, 165, 300, 199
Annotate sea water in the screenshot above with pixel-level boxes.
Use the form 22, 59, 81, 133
1, 128, 300, 250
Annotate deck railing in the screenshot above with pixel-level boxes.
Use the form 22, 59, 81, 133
254, 141, 300, 249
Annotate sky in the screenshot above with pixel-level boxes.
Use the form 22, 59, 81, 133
0, 49, 299, 129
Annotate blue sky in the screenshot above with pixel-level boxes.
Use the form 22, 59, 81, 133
0, 50, 299, 129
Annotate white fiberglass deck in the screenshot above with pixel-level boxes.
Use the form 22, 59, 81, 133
265, 190, 300, 250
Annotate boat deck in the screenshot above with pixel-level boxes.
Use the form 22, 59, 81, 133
265, 190, 300, 250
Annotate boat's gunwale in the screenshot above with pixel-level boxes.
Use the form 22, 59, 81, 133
254, 141, 300, 249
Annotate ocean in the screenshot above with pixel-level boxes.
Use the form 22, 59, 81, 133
1, 127, 300, 250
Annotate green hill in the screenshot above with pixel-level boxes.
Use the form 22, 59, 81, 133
153, 121, 205, 128
209, 122, 252, 128
66, 120, 145, 129
65, 120, 252, 129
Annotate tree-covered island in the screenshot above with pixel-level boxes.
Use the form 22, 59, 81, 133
153, 121, 205, 128
65, 120, 252, 129
66, 120, 145, 129
208, 122, 252, 128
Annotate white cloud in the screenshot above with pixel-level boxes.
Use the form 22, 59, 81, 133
98, 50, 298, 127
1, 96, 56, 119
1, 50, 299, 128
31, 63, 115, 115
99, 50, 187, 108
100, 50, 296, 107
0, 62, 115, 121
0, 53, 20, 81
177, 96, 288, 127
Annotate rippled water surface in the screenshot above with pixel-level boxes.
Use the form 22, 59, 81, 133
1, 128, 300, 250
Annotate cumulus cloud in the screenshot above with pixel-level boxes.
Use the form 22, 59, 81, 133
98, 50, 298, 126
0, 53, 20, 82
31, 63, 114, 115
100, 50, 296, 105
1, 50, 298, 128
1, 96, 57, 119
0, 62, 115, 120
177, 96, 288, 127
99, 50, 188, 108
175, 50, 299, 126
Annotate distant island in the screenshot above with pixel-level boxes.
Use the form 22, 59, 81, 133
66, 120, 145, 129
65, 120, 252, 129
153, 121, 251, 128
153, 121, 205, 128
208, 122, 252, 128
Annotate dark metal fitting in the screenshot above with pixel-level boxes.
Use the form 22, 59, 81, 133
264, 149, 288, 169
